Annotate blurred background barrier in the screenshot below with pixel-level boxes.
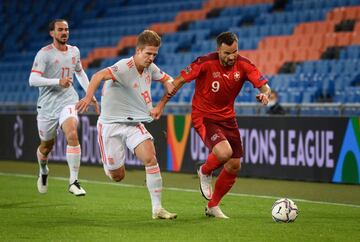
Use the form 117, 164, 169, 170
1, 113, 359, 184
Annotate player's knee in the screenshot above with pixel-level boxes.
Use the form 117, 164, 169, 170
217, 148, 233, 162
39, 142, 54, 155
225, 159, 241, 174
112, 173, 125, 182
232, 161, 241, 172
41, 147, 52, 156
65, 129, 79, 144
110, 169, 125, 182
142, 155, 158, 166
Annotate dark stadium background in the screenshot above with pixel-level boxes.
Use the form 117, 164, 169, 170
0, 0, 359, 185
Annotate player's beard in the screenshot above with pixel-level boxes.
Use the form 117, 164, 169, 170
55, 35, 68, 45
221, 58, 235, 67
144, 60, 152, 68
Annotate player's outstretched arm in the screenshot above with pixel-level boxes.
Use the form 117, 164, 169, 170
75, 69, 99, 114
76, 68, 110, 113
150, 75, 186, 120
256, 83, 271, 105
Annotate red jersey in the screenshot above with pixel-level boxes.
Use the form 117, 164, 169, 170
180, 52, 267, 120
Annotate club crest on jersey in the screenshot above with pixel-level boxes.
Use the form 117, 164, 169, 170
234, 71, 241, 81
72, 57, 76, 65
111, 65, 118, 73
133, 83, 138, 88
184, 65, 192, 74
212, 72, 221, 78
54, 59, 60, 64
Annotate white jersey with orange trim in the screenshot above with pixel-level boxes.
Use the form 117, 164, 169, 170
99, 56, 167, 124
31, 44, 82, 119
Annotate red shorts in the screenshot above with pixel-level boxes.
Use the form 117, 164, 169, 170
191, 114, 243, 158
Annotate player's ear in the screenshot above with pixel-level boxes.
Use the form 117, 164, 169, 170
49, 30, 54, 38
135, 47, 140, 55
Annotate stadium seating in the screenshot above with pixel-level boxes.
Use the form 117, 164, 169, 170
0, 0, 360, 115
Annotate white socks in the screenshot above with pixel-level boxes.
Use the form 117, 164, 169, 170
66, 145, 81, 184
145, 164, 162, 213
37, 148, 49, 175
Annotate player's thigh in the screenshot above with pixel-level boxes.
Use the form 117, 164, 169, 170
212, 140, 233, 161
61, 117, 79, 141
125, 123, 155, 165
59, 105, 78, 132
97, 122, 126, 171
37, 115, 58, 141
133, 139, 157, 166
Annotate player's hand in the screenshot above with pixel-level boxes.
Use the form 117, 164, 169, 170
59, 77, 73, 88
150, 105, 164, 120
76, 96, 92, 113
90, 96, 100, 115
256, 93, 269, 105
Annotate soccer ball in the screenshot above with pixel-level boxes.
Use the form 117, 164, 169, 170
271, 198, 298, 223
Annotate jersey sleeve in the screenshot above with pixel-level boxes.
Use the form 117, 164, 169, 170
107, 60, 126, 82
180, 58, 203, 82
244, 62, 268, 88
150, 63, 171, 83
31, 50, 47, 75
74, 47, 83, 73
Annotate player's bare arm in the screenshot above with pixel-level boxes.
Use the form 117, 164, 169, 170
150, 75, 186, 120
76, 68, 112, 113
159, 74, 175, 94
75, 69, 100, 114
256, 83, 271, 105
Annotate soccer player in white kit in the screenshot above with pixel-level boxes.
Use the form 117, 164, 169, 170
29, 19, 99, 196
76, 30, 177, 219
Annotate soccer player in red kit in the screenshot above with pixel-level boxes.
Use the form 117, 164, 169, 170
151, 32, 271, 218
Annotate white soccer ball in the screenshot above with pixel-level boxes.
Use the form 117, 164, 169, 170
271, 198, 299, 223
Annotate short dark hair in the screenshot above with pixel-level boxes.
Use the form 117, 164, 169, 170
136, 30, 161, 49
49, 19, 68, 31
216, 32, 238, 47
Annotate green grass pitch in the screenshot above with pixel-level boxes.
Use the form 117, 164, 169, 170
0, 161, 359, 242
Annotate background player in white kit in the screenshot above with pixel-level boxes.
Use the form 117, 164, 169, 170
29, 19, 99, 196
76, 30, 177, 219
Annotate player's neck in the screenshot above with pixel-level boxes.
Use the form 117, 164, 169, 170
134, 57, 145, 75
219, 60, 232, 70
53, 42, 68, 52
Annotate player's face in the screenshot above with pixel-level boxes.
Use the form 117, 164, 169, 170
137, 46, 159, 68
218, 41, 238, 67
51, 21, 69, 45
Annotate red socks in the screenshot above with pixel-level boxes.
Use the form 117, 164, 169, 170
208, 168, 237, 208
201, 153, 223, 175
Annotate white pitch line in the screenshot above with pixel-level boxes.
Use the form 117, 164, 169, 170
1, 172, 359, 209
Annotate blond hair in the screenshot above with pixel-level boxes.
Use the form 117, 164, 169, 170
136, 30, 161, 49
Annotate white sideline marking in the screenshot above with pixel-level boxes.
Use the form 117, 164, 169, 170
1, 172, 359, 209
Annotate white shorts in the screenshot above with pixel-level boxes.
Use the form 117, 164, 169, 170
97, 121, 153, 171
37, 104, 78, 141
